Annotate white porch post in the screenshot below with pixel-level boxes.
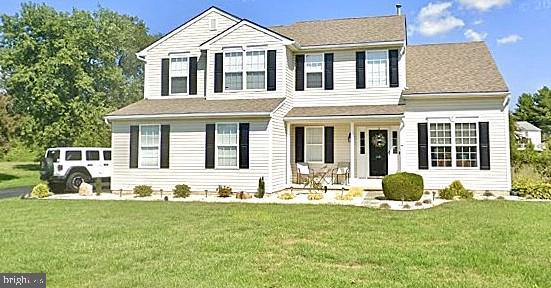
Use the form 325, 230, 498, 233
286, 122, 292, 186
349, 121, 355, 180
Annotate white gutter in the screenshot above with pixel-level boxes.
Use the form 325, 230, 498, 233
284, 114, 404, 122
297, 41, 404, 51
402, 91, 509, 98
105, 111, 271, 122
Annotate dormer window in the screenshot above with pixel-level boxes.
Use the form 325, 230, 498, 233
170, 56, 189, 94
210, 18, 217, 31
223, 49, 267, 91
305, 54, 323, 88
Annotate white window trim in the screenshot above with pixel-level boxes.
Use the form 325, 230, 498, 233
169, 54, 189, 96
304, 53, 324, 90
138, 124, 161, 169
365, 49, 389, 88
305, 126, 324, 163
223, 49, 267, 92
428, 121, 479, 169
215, 122, 240, 169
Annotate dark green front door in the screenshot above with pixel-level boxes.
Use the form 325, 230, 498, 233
369, 130, 388, 177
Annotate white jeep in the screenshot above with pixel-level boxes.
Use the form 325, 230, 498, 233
40, 147, 112, 193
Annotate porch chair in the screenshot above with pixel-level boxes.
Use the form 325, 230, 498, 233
296, 162, 311, 184
333, 162, 350, 185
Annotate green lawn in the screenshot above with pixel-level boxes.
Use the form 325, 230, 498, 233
0, 200, 549, 288
0, 162, 41, 190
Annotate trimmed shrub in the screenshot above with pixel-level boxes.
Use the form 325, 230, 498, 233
173, 184, 191, 198
278, 192, 295, 200
512, 179, 551, 200
382, 172, 424, 201
415, 201, 423, 206
497, 196, 505, 200
236, 191, 252, 199
95, 178, 103, 196
483, 191, 494, 197
347, 187, 364, 197
255, 177, 265, 198
439, 180, 473, 200
134, 185, 153, 197
31, 183, 50, 198
335, 193, 353, 201
379, 203, 391, 209
307, 192, 324, 200
217, 185, 232, 197
422, 199, 432, 205
403, 204, 411, 209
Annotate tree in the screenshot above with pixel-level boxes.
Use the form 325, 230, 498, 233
0, 4, 157, 149
514, 86, 551, 136
0, 94, 18, 157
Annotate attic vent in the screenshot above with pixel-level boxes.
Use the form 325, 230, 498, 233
210, 18, 217, 31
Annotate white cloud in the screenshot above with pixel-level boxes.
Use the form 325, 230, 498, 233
497, 34, 523, 44
473, 19, 484, 25
458, 0, 511, 11
413, 2, 465, 37
464, 29, 487, 41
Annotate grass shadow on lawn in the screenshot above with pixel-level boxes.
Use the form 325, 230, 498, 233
13, 163, 41, 171
0, 173, 18, 181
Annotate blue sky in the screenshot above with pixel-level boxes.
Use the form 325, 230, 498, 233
2, 0, 550, 106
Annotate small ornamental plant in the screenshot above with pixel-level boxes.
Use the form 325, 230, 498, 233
217, 185, 232, 197
134, 185, 153, 197
173, 184, 191, 198
31, 183, 50, 198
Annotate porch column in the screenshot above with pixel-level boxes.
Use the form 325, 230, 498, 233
349, 121, 355, 179
286, 122, 292, 186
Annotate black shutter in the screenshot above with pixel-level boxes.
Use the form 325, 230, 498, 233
324, 126, 334, 163
356, 52, 365, 89
214, 53, 223, 93
205, 124, 215, 168
479, 122, 490, 170
418, 123, 429, 170
160, 125, 170, 169
161, 58, 169, 96
324, 53, 334, 90
239, 123, 249, 169
295, 55, 304, 91
267, 50, 277, 91
189, 57, 197, 95
389, 49, 399, 88
129, 126, 139, 168
295, 127, 304, 162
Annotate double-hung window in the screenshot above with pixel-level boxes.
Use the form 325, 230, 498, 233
216, 123, 238, 168
429, 123, 452, 167
305, 54, 323, 88
246, 51, 266, 89
455, 123, 478, 167
224, 52, 243, 90
170, 56, 188, 94
140, 125, 160, 168
305, 127, 323, 162
366, 51, 388, 87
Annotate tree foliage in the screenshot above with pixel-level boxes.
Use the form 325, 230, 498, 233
0, 94, 19, 157
514, 86, 551, 136
0, 3, 157, 149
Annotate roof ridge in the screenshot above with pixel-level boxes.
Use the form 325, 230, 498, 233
270, 14, 403, 28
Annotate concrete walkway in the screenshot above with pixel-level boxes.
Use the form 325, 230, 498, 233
0, 186, 32, 199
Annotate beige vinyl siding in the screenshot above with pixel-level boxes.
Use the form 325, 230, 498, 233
111, 118, 271, 193
400, 97, 511, 191
144, 10, 238, 99
269, 100, 292, 192
289, 124, 350, 183
205, 24, 287, 100
293, 48, 405, 107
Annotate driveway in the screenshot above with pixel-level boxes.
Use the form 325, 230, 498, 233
0, 186, 32, 199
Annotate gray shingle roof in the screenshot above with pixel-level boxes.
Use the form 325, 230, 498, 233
285, 105, 405, 118
107, 98, 285, 117
404, 42, 509, 95
517, 121, 541, 131
270, 15, 405, 47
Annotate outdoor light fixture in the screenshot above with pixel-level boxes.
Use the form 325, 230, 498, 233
160, 189, 163, 199
119, 189, 122, 198
205, 189, 208, 198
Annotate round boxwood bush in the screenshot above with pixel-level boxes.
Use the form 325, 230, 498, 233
173, 184, 191, 198
134, 185, 153, 197
382, 172, 424, 201
31, 183, 50, 198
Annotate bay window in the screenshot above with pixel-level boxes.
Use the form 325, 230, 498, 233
246, 51, 266, 89
305, 127, 323, 162
366, 51, 388, 87
224, 52, 243, 90
216, 123, 238, 167
429, 122, 479, 168
140, 125, 160, 168
305, 54, 323, 88
170, 57, 188, 94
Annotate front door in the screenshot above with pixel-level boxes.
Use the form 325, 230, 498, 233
369, 130, 388, 177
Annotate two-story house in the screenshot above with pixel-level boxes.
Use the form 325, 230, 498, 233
105, 6, 511, 194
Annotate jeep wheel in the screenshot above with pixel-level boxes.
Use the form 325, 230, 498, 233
65, 171, 91, 193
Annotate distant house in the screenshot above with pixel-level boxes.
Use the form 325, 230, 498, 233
516, 121, 543, 151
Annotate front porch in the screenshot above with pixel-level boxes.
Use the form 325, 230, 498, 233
284, 105, 405, 190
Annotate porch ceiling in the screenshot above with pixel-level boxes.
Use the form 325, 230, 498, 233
285, 104, 405, 120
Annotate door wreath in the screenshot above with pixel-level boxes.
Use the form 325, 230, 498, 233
371, 132, 386, 148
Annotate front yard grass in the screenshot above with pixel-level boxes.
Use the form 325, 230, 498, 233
0, 162, 41, 190
0, 199, 550, 287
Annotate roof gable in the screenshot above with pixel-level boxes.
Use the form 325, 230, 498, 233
200, 20, 294, 49
137, 6, 240, 56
